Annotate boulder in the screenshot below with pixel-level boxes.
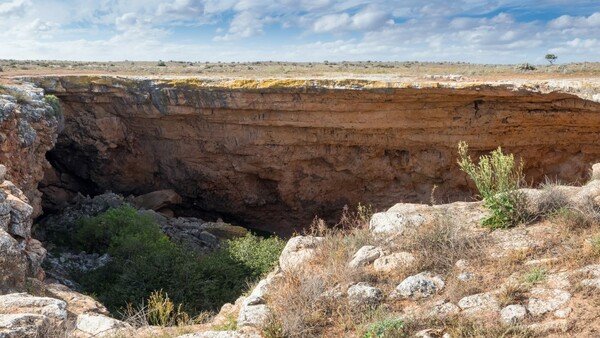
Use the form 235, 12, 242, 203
237, 273, 279, 331
500, 304, 527, 324
373, 252, 416, 273
45, 283, 109, 316
279, 236, 323, 272
369, 204, 426, 234
132, 189, 182, 211
457, 292, 500, 317
5, 194, 33, 238
527, 288, 571, 316
0, 313, 49, 337
347, 283, 383, 307
0, 293, 67, 321
369, 202, 485, 235
554, 307, 572, 319
527, 319, 570, 335
427, 301, 460, 318
348, 246, 383, 268
0, 231, 27, 294
236, 304, 269, 332
76, 314, 130, 337
391, 272, 445, 299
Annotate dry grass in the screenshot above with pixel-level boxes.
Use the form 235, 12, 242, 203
497, 283, 529, 307
390, 213, 486, 276
538, 180, 600, 232
265, 206, 493, 337
265, 206, 381, 338
445, 276, 484, 304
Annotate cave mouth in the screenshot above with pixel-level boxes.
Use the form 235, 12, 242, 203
34, 75, 600, 235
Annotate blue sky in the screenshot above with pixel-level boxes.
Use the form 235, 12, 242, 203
0, 0, 599, 63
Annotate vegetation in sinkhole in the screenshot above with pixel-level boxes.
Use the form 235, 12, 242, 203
43, 94, 63, 118
70, 205, 284, 322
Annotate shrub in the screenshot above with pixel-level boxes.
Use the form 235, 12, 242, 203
43, 95, 63, 118
226, 233, 285, 278
516, 63, 536, 71
147, 289, 189, 327
72, 205, 283, 319
523, 267, 546, 284
457, 141, 529, 229
362, 319, 406, 338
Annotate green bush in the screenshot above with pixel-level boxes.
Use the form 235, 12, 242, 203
72, 205, 284, 318
43, 95, 63, 118
226, 233, 285, 278
523, 267, 546, 284
362, 319, 406, 338
457, 141, 529, 229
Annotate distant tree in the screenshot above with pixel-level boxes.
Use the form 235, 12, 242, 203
545, 54, 558, 65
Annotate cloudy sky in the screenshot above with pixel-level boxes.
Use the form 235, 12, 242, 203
0, 0, 599, 63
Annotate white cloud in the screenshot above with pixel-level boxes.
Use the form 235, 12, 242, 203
312, 7, 391, 33
313, 13, 351, 33
157, 0, 204, 19
0, 0, 29, 16
549, 12, 600, 28
0, 0, 599, 62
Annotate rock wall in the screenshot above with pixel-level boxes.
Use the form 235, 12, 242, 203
0, 83, 59, 218
35, 76, 600, 234
0, 85, 58, 292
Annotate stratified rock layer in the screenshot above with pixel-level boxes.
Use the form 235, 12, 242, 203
36, 76, 600, 233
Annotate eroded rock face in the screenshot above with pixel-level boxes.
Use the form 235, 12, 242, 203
0, 168, 51, 292
35, 76, 600, 233
0, 84, 59, 219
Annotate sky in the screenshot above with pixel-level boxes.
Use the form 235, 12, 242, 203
0, 0, 599, 63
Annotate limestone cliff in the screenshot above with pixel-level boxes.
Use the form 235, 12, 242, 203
0, 83, 59, 218
35, 76, 600, 234
0, 84, 59, 291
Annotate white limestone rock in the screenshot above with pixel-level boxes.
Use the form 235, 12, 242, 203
391, 272, 445, 299
348, 246, 383, 268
